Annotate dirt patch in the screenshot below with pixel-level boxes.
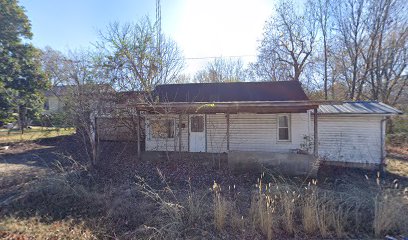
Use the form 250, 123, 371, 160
388, 145, 408, 161
96, 142, 253, 189
0, 136, 87, 205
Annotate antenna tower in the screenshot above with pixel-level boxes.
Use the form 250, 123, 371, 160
156, 0, 161, 49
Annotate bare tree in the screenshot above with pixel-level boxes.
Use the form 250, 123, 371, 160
329, 0, 408, 103
362, 0, 408, 105
253, 0, 317, 82
332, 0, 368, 100
248, 51, 289, 82
309, 0, 332, 99
194, 58, 247, 83
95, 17, 184, 93
55, 50, 113, 166
40, 47, 71, 86
174, 73, 191, 84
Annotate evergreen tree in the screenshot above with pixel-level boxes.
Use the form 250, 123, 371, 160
0, 0, 48, 130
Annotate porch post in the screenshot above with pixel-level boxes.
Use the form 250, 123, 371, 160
178, 114, 182, 153
137, 110, 141, 160
313, 108, 318, 157
205, 114, 207, 152
226, 113, 230, 151
187, 114, 190, 152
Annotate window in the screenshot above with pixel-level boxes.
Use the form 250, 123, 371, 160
190, 116, 204, 132
150, 119, 175, 138
277, 114, 290, 141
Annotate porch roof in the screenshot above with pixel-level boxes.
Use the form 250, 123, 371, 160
133, 100, 324, 114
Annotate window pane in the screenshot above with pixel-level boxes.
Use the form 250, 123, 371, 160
278, 116, 288, 127
191, 116, 204, 132
151, 119, 174, 138
279, 128, 289, 140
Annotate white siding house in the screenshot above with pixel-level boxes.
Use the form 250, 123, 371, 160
134, 82, 403, 169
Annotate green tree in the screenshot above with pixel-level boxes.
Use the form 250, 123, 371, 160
0, 0, 48, 131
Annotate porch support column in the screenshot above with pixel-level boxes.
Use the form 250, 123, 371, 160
313, 108, 318, 157
205, 114, 208, 152
226, 113, 230, 151
187, 114, 190, 151
137, 110, 141, 160
178, 114, 182, 153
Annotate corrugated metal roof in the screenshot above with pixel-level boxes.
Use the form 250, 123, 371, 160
318, 101, 403, 115
154, 81, 309, 102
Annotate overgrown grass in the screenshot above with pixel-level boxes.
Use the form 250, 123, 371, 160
125, 170, 408, 239
0, 216, 96, 240
387, 158, 408, 177
1, 156, 407, 239
0, 126, 75, 144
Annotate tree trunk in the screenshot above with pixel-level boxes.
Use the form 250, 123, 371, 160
323, 39, 328, 100
18, 105, 26, 134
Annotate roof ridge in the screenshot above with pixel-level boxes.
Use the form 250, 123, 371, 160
157, 80, 297, 87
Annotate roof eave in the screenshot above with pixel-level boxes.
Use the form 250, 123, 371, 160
131, 101, 320, 114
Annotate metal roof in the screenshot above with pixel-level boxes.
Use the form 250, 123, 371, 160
318, 101, 403, 115
154, 81, 309, 102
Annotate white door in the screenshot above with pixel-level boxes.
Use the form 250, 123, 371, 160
189, 115, 206, 152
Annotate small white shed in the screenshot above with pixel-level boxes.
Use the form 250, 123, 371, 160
317, 101, 402, 167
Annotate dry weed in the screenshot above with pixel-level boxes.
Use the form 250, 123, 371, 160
373, 190, 408, 237
0, 216, 96, 239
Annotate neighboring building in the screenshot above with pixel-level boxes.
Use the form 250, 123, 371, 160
44, 86, 68, 113
128, 81, 402, 170
44, 84, 117, 114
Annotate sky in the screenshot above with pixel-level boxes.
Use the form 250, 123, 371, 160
20, 0, 275, 75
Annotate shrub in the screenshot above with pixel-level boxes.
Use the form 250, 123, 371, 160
41, 112, 73, 128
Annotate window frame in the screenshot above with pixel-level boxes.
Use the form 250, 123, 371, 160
277, 114, 291, 142
190, 115, 204, 133
148, 118, 176, 139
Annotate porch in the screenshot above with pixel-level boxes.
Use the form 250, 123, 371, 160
136, 101, 320, 156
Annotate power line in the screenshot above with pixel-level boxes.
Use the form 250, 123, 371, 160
183, 54, 256, 60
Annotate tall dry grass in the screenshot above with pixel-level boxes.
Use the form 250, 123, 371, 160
2, 156, 407, 239
133, 170, 408, 240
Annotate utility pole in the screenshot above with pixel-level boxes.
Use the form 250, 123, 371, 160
156, 0, 161, 51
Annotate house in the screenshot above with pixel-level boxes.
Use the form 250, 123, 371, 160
44, 84, 118, 114
44, 85, 69, 113
130, 81, 402, 171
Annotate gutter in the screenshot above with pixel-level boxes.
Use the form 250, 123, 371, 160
380, 117, 388, 173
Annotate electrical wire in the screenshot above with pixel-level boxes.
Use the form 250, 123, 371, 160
183, 54, 256, 60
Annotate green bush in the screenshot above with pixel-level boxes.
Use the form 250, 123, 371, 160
41, 112, 73, 128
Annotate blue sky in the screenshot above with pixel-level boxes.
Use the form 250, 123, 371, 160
20, 0, 275, 74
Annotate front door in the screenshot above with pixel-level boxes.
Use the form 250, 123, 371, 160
189, 115, 206, 152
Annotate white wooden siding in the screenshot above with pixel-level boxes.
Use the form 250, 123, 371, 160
144, 113, 385, 165
317, 115, 383, 164
145, 113, 311, 153
207, 114, 228, 153
228, 113, 310, 153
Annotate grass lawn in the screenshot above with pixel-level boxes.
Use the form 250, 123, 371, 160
0, 126, 75, 144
